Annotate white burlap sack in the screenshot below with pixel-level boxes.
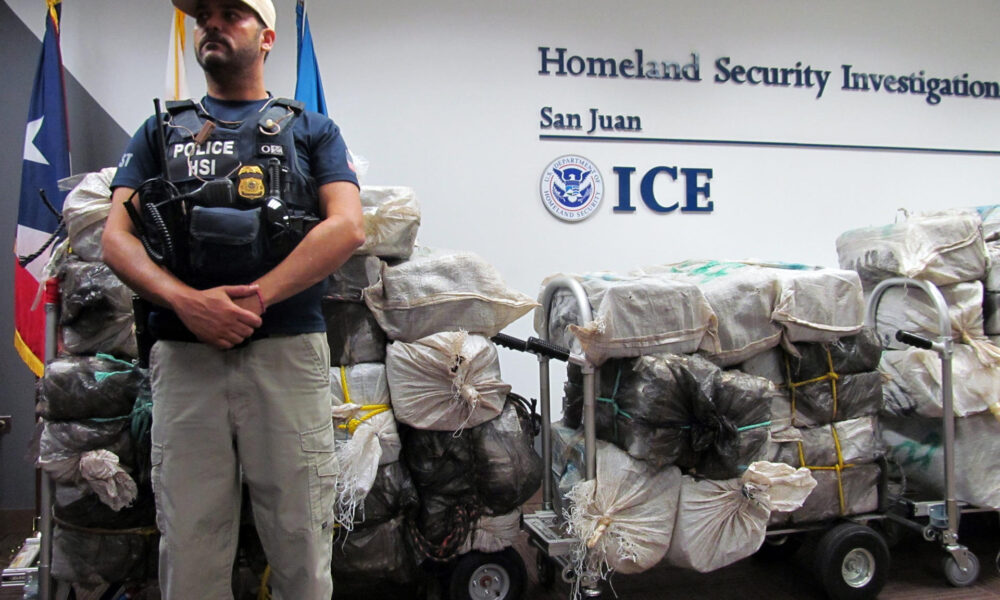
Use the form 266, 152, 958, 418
985, 244, 1000, 291
330, 363, 400, 528
62, 168, 115, 262
872, 281, 1000, 367
640, 261, 864, 365
457, 510, 522, 554
881, 345, 1000, 417
836, 210, 988, 287
365, 248, 537, 342
535, 271, 716, 365
771, 267, 865, 344
355, 186, 421, 259
665, 462, 815, 573
883, 413, 1000, 509
565, 442, 682, 576
385, 331, 510, 431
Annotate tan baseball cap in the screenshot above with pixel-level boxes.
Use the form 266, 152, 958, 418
172, 0, 276, 31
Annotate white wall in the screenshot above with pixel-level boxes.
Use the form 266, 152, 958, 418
8, 0, 1000, 399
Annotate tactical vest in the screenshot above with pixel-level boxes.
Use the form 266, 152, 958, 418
147, 97, 320, 288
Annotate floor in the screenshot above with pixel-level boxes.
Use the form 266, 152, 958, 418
2, 509, 998, 599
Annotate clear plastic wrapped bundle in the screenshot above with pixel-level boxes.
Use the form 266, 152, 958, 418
770, 463, 881, 525
58, 258, 136, 358
386, 331, 510, 431
38, 355, 145, 420
769, 417, 883, 467
365, 248, 536, 342
355, 186, 421, 259
783, 327, 883, 381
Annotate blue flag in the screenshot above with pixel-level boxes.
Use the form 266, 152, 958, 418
294, 0, 327, 115
14, 0, 70, 376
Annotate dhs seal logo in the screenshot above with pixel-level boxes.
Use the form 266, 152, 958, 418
540, 155, 603, 222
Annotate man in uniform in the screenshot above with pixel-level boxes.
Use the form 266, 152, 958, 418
102, 0, 364, 597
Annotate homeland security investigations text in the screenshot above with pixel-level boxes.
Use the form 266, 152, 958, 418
538, 47, 1000, 106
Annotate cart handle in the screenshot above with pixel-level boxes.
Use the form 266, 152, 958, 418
492, 332, 572, 362
896, 329, 934, 350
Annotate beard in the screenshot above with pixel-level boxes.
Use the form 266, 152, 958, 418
195, 35, 261, 78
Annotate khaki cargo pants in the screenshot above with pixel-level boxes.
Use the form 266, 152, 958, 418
150, 333, 338, 600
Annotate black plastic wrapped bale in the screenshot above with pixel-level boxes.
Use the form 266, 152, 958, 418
59, 258, 136, 358
322, 299, 387, 366
413, 492, 478, 548
784, 327, 883, 381
38, 355, 146, 420
683, 367, 773, 480
51, 525, 158, 585
332, 515, 422, 594
54, 481, 155, 531
400, 425, 476, 498
470, 395, 543, 515
38, 419, 135, 483
325, 255, 383, 303
783, 371, 883, 427
352, 461, 419, 529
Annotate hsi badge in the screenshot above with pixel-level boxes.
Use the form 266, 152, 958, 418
540, 155, 603, 222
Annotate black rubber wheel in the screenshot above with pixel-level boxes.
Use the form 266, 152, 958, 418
536, 549, 556, 590
813, 523, 890, 600
942, 549, 980, 587
448, 548, 526, 600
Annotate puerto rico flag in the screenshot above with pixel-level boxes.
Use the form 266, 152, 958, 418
14, 0, 70, 376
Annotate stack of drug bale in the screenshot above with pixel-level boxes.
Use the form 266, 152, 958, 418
324, 187, 421, 596
35, 169, 159, 594
540, 259, 871, 577
363, 244, 543, 568
838, 209, 1000, 509
743, 329, 886, 525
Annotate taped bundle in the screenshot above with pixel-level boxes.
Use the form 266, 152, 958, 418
39, 354, 145, 420
536, 272, 715, 365
883, 413, 1000, 509
62, 168, 115, 262
836, 209, 988, 287
386, 331, 509, 431
355, 186, 421, 259
330, 363, 400, 528
366, 248, 537, 342
323, 300, 387, 366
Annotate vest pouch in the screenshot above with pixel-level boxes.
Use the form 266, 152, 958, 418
188, 206, 263, 281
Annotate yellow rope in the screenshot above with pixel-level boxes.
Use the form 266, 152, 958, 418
256, 565, 271, 600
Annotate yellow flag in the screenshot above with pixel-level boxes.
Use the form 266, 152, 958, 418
165, 9, 190, 100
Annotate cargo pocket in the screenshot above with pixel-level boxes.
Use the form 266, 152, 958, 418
300, 421, 338, 531
188, 206, 263, 280
150, 442, 166, 534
